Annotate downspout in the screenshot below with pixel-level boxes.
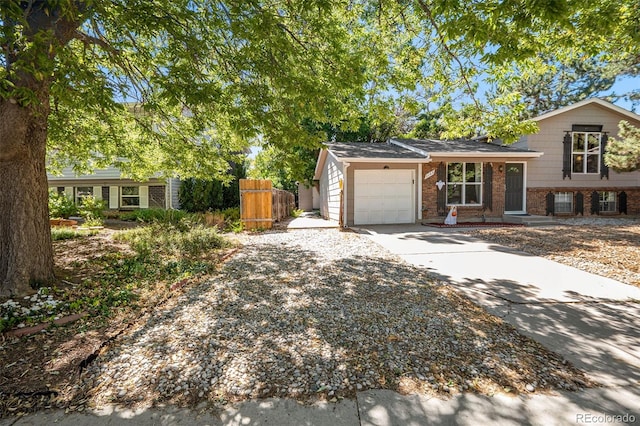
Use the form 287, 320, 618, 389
167, 178, 173, 209
343, 162, 350, 227
417, 163, 422, 223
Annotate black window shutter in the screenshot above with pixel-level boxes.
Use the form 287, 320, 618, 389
563, 132, 572, 179
590, 191, 600, 215
437, 162, 446, 216
575, 192, 584, 216
545, 192, 555, 216
601, 133, 609, 179
483, 163, 493, 211
619, 191, 627, 214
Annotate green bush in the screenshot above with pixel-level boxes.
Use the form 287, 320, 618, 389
78, 195, 106, 222
120, 208, 192, 224
178, 162, 246, 213
48, 191, 78, 219
114, 223, 229, 258
221, 207, 240, 221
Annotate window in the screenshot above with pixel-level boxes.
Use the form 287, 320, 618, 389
446, 162, 482, 205
599, 191, 616, 213
572, 131, 601, 174
554, 192, 573, 214
121, 186, 140, 207
75, 186, 93, 205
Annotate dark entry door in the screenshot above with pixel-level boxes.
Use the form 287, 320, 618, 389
505, 163, 524, 212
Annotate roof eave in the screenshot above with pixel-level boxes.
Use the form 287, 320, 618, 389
428, 152, 543, 158
313, 149, 328, 180
336, 157, 432, 163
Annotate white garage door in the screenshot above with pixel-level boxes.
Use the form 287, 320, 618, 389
354, 169, 415, 225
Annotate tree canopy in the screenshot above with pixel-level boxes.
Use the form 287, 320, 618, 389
2, 0, 640, 296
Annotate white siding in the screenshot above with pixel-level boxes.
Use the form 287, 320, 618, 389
168, 178, 181, 209
320, 154, 343, 221
528, 103, 640, 188
47, 166, 124, 181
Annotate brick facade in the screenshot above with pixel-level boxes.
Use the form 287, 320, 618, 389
527, 187, 640, 216
421, 161, 507, 222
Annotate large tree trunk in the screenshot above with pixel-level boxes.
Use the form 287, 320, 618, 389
0, 98, 54, 297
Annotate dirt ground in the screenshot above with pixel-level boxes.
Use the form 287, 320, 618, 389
0, 225, 234, 416
465, 222, 640, 288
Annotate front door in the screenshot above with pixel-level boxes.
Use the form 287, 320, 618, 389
505, 163, 524, 212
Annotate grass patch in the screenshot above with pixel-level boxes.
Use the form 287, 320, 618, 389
2, 222, 232, 333
114, 223, 229, 258
51, 227, 97, 241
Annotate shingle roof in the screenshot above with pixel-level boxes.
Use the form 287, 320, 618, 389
327, 142, 427, 159
392, 138, 537, 154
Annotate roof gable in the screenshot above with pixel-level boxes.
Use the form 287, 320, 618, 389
532, 98, 640, 123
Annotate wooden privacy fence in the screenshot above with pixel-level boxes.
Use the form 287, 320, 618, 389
239, 179, 295, 229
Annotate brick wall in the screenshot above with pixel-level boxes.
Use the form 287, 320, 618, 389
421, 161, 507, 222
527, 187, 640, 216
149, 185, 166, 208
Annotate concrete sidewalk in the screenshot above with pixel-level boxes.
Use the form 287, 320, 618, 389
358, 224, 640, 388
286, 212, 339, 229
3, 387, 639, 425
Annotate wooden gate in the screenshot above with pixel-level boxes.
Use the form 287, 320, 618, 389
239, 179, 295, 229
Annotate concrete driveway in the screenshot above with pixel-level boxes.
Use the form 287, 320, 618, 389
358, 224, 640, 388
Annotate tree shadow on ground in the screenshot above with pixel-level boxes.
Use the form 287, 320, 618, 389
76, 229, 591, 410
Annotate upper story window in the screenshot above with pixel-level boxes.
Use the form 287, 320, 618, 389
571, 125, 602, 174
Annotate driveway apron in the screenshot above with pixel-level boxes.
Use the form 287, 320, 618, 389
358, 224, 640, 388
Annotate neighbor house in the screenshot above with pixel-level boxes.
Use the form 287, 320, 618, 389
47, 166, 181, 210
314, 98, 640, 226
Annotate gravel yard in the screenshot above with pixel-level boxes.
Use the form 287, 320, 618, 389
465, 218, 640, 288
78, 228, 590, 409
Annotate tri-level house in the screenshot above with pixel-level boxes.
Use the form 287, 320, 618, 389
314, 98, 640, 225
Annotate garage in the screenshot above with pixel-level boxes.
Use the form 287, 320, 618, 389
354, 169, 415, 225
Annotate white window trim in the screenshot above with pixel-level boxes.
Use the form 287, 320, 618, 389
571, 131, 601, 175
446, 162, 483, 206
120, 186, 141, 208
599, 191, 616, 213
554, 192, 573, 214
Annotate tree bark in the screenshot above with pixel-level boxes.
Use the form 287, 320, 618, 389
0, 98, 54, 297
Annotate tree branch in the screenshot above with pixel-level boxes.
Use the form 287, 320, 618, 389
415, 0, 482, 111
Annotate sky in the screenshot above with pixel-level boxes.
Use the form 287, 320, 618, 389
605, 76, 640, 112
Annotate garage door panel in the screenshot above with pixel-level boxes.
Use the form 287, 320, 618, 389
354, 169, 414, 225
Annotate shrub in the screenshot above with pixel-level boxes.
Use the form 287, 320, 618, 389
178, 162, 246, 213
114, 223, 229, 259
48, 191, 78, 219
120, 208, 192, 224
78, 195, 106, 222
